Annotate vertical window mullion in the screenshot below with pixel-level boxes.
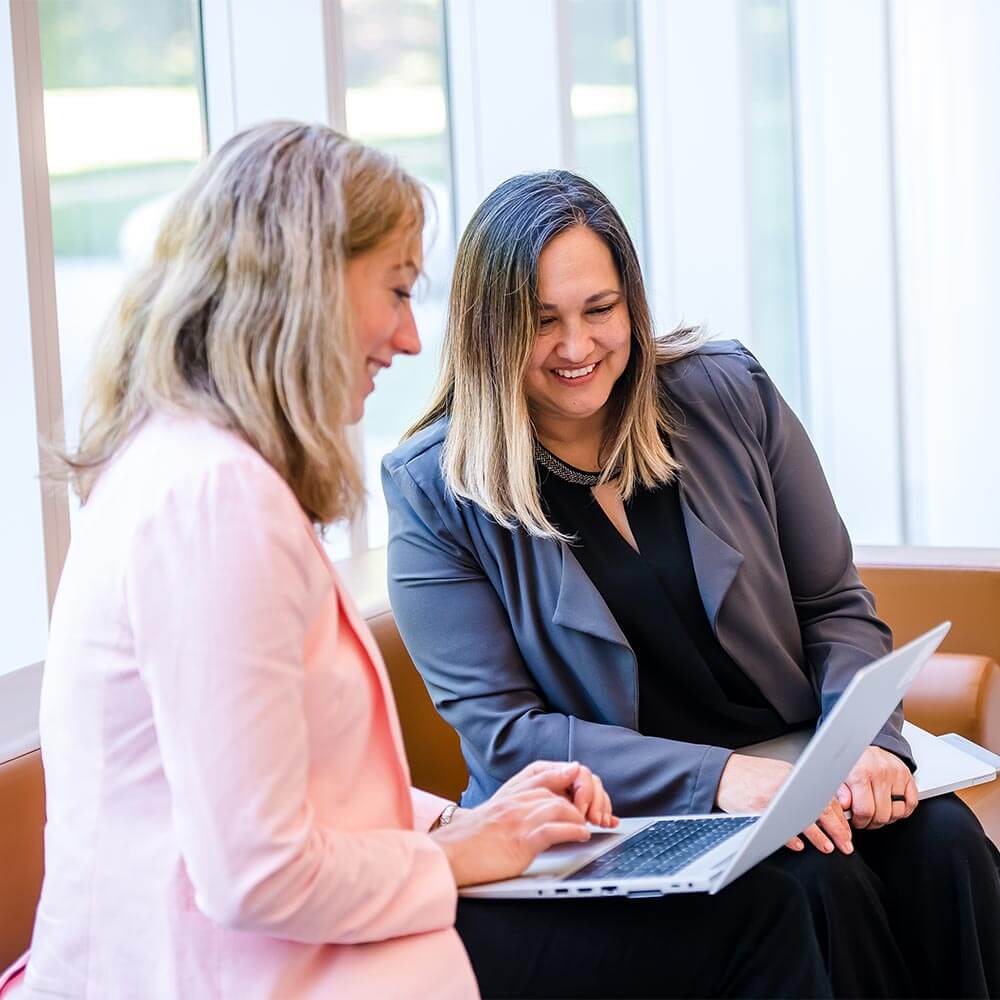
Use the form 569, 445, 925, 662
8, 0, 69, 616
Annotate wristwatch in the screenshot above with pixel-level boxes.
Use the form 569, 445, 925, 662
435, 803, 459, 829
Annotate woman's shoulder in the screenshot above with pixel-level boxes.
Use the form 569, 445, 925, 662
99, 410, 306, 526
382, 416, 449, 492
129, 411, 279, 480
656, 338, 775, 434
657, 338, 764, 388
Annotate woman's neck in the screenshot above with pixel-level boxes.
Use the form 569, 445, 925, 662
533, 410, 607, 472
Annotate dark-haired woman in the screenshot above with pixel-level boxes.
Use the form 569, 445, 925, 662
383, 170, 1000, 998
0, 126, 832, 1000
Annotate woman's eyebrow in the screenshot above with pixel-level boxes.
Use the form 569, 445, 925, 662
538, 288, 621, 310
391, 260, 419, 274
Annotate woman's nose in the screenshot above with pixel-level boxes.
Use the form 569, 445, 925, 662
393, 308, 422, 357
555, 320, 593, 363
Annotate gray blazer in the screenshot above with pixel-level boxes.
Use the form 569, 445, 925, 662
382, 341, 911, 816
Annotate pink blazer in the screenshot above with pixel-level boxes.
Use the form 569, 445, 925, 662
14, 413, 477, 999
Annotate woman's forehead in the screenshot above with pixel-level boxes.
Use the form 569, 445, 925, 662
379, 223, 424, 272
538, 227, 619, 290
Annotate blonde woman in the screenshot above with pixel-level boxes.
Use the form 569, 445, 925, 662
384, 170, 1000, 998
0, 127, 829, 1000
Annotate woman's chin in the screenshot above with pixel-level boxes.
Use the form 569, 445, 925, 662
548, 394, 611, 424
347, 395, 367, 425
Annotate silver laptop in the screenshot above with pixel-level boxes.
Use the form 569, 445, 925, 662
461, 622, 951, 900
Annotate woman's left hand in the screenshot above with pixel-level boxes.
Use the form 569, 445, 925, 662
566, 763, 618, 828
837, 746, 918, 830
492, 760, 618, 829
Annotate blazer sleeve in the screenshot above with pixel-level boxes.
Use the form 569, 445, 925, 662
383, 459, 732, 817
123, 456, 457, 945
741, 351, 913, 766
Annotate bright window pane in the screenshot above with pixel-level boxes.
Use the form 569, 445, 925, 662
743, 0, 803, 415
892, 0, 1000, 545
38, 0, 206, 464
1, 222, 48, 675
342, 0, 453, 549
568, 0, 644, 262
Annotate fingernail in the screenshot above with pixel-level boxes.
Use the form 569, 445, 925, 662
844, 843, 854, 854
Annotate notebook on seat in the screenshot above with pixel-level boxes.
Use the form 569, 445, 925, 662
742, 720, 997, 798
460, 623, 952, 900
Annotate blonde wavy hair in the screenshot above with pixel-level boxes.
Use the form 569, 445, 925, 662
407, 170, 703, 539
60, 120, 425, 523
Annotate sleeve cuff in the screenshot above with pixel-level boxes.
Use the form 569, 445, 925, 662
691, 745, 734, 813
411, 787, 455, 832
871, 729, 917, 772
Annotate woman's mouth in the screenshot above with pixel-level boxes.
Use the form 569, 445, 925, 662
551, 361, 599, 386
364, 359, 386, 393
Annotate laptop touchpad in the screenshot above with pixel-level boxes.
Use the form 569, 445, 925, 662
521, 832, 621, 878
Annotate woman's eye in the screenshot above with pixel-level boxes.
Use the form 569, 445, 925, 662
538, 315, 556, 327
588, 303, 616, 317
393, 288, 412, 302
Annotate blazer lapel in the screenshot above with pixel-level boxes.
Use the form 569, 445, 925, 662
676, 468, 812, 721
677, 485, 744, 630
551, 539, 632, 648
304, 529, 414, 788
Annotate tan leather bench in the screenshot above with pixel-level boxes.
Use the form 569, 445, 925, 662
3, 546, 998, 972
0, 749, 45, 973
858, 547, 1000, 846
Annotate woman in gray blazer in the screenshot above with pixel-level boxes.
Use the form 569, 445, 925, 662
383, 171, 1000, 998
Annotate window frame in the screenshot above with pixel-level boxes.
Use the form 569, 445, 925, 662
7, 0, 70, 612
7, 0, 1000, 763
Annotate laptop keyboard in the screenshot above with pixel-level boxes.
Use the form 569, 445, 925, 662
566, 816, 758, 881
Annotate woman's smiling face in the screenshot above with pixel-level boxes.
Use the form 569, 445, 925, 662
344, 225, 422, 423
524, 224, 631, 434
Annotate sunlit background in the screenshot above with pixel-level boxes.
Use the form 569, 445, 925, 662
6, 0, 1000, 677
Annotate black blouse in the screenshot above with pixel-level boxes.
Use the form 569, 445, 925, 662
539, 464, 789, 749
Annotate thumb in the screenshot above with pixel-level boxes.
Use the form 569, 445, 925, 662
837, 783, 852, 809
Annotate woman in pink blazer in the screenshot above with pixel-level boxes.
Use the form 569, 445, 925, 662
2, 122, 830, 999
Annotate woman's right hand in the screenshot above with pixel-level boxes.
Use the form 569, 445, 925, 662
431, 760, 618, 887
715, 753, 854, 856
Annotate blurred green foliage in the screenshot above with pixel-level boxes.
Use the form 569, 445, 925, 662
39, 0, 203, 257
50, 161, 193, 256
744, 0, 803, 411
569, 0, 637, 87
568, 0, 644, 259
39, 0, 200, 89
343, 0, 443, 89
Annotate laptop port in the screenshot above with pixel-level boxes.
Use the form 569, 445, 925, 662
601, 886, 618, 894
627, 889, 665, 899
576, 887, 592, 893
554, 888, 569, 895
